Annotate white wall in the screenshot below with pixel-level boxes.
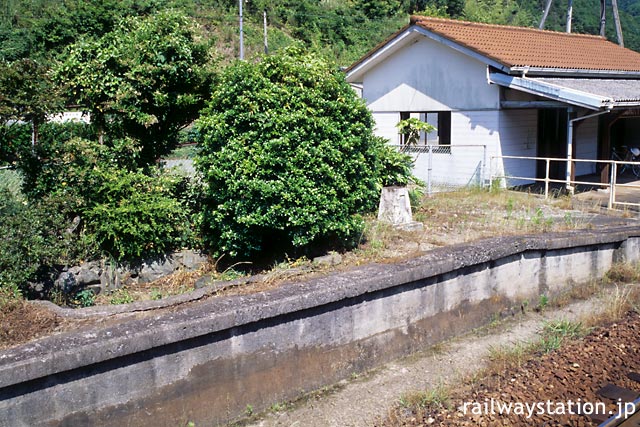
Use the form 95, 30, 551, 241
407, 111, 498, 187
362, 37, 500, 112
377, 109, 543, 188
575, 116, 598, 176
497, 109, 538, 186
47, 111, 91, 124
373, 112, 401, 144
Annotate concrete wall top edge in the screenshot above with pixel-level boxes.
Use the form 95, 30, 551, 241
1, 226, 639, 388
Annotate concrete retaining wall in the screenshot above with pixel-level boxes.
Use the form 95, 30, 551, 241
2, 227, 640, 426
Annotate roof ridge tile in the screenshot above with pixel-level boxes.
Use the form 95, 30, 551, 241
410, 15, 605, 40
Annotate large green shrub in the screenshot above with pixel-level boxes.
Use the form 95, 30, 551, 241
54, 10, 216, 165
196, 46, 412, 258
0, 190, 80, 294
18, 136, 193, 262
85, 168, 191, 261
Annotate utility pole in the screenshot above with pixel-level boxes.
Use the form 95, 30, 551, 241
239, 0, 244, 60
612, 0, 624, 47
599, 0, 606, 36
539, 0, 623, 45
539, 0, 553, 29
263, 11, 268, 54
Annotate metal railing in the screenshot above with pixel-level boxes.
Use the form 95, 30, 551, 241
490, 155, 640, 210
392, 144, 488, 196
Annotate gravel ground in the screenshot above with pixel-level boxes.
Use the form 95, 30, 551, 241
383, 310, 640, 427
245, 291, 639, 427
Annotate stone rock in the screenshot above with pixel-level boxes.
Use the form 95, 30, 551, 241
54, 271, 78, 294
194, 274, 230, 291
419, 242, 437, 252
46, 250, 210, 295
401, 241, 420, 252
137, 258, 179, 284
395, 221, 424, 232
74, 262, 102, 286
194, 274, 213, 289
177, 250, 208, 271
313, 252, 343, 266
134, 251, 208, 285
378, 186, 413, 225
100, 264, 122, 292
86, 284, 102, 295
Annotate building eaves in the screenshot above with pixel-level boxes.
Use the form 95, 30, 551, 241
346, 16, 640, 82
535, 78, 640, 104
488, 72, 614, 110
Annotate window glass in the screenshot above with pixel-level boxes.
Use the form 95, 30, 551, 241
399, 111, 451, 145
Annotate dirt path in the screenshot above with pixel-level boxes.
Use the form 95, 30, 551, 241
245, 294, 615, 427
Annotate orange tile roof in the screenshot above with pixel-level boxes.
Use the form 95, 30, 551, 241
410, 16, 640, 72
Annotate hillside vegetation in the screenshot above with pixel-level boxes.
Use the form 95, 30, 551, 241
2, 0, 640, 66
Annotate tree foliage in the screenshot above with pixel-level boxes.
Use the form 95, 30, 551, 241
0, 59, 63, 161
462, 0, 536, 26
197, 46, 412, 258
54, 10, 215, 163
17, 135, 192, 262
396, 117, 436, 146
0, 0, 162, 61
0, 190, 74, 294
4, 0, 640, 67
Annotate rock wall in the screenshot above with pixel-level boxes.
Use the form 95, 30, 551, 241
48, 250, 209, 296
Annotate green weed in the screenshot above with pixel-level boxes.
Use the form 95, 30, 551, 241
109, 288, 134, 305
537, 294, 549, 311
399, 383, 450, 411
74, 289, 96, 307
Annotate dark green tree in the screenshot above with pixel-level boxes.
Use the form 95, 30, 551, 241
54, 10, 215, 163
196, 46, 412, 258
356, 0, 402, 19
0, 0, 162, 61
0, 59, 63, 163
445, 0, 465, 17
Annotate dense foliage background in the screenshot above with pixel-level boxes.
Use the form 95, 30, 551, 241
2, 0, 639, 66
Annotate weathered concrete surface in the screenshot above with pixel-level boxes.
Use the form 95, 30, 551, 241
1, 227, 640, 426
378, 185, 413, 224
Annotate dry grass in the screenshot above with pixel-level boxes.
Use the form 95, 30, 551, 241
485, 341, 533, 372
604, 262, 640, 284
0, 287, 69, 349
353, 187, 593, 265
587, 284, 640, 325
412, 188, 588, 245
547, 278, 602, 309
93, 267, 206, 305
